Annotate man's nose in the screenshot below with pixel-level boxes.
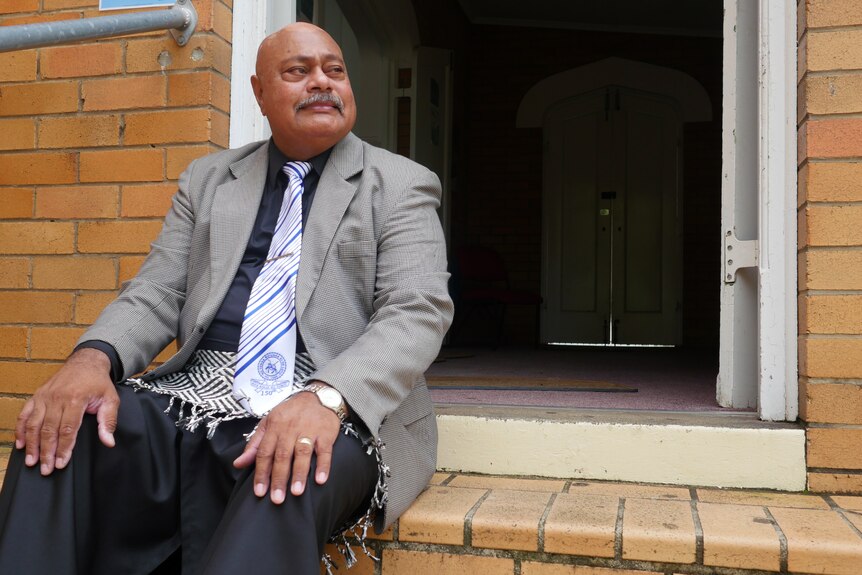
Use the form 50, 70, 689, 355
307, 66, 331, 90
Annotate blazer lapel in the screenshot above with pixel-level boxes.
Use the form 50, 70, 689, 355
198, 142, 269, 327
296, 133, 364, 319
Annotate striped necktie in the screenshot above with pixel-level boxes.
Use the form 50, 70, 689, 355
232, 160, 312, 416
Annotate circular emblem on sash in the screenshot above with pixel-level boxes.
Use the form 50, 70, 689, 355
258, 352, 287, 381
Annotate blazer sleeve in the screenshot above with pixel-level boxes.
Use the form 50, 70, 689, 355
76, 163, 197, 380
310, 168, 454, 436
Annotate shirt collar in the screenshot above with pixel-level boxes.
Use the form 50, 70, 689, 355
267, 139, 332, 184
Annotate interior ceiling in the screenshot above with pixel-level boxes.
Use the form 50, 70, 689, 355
456, 0, 723, 37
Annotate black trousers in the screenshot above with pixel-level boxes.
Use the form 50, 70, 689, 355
0, 385, 377, 575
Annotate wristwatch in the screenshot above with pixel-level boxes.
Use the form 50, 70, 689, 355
303, 382, 347, 422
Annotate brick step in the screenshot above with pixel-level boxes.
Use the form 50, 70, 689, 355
5, 449, 861, 575
326, 472, 862, 575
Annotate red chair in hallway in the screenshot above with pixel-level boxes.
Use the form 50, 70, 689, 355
451, 245, 542, 346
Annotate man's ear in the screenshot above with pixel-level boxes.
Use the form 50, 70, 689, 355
250, 75, 266, 116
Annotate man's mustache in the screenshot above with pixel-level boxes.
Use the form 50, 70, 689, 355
295, 92, 344, 114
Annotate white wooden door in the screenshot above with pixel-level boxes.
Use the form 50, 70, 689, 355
542, 87, 682, 345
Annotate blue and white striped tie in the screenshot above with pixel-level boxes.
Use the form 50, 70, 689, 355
232, 160, 312, 416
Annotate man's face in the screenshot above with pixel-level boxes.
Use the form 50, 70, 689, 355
251, 24, 357, 158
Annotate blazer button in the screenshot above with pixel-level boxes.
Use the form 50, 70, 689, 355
198, 327, 204, 333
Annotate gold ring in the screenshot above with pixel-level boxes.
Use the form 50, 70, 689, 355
296, 437, 314, 447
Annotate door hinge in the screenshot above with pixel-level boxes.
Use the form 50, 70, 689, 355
723, 230, 758, 284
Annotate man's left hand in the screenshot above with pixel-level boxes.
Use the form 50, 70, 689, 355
233, 387, 341, 504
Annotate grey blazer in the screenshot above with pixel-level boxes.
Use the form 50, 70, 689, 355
79, 133, 454, 530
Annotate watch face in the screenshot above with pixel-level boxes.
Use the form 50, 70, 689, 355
318, 387, 342, 409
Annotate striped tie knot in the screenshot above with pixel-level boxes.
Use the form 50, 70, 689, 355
282, 160, 312, 185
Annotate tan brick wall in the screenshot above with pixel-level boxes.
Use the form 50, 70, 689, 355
0, 0, 232, 442
798, 0, 862, 491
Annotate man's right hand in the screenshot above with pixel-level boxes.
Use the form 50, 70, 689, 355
15, 347, 120, 476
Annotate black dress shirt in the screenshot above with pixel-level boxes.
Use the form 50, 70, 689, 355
78, 141, 332, 382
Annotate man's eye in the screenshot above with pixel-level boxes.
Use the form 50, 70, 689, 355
286, 67, 307, 75
327, 67, 345, 75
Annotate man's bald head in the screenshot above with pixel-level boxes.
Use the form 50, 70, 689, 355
251, 23, 356, 160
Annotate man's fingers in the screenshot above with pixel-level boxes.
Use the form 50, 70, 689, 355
38, 404, 64, 475
95, 396, 119, 448
233, 420, 267, 469
289, 436, 315, 496
269, 438, 298, 504
14, 399, 35, 450
54, 401, 86, 469
23, 401, 45, 467
314, 441, 333, 485
253, 431, 279, 500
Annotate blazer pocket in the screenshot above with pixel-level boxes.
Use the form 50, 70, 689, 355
337, 239, 376, 259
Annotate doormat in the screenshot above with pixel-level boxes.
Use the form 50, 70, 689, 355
426, 375, 637, 393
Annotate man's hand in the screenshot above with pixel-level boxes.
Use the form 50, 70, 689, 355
15, 347, 120, 476
233, 386, 342, 504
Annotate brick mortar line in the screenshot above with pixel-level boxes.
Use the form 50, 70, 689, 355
690, 499, 705, 565
804, 377, 862, 385
805, 157, 862, 163
806, 24, 862, 34
762, 507, 789, 573
438, 473, 456, 486
808, 466, 862, 475
614, 496, 624, 562
363, 539, 801, 575
807, 422, 862, 429
803, 289, 862, 295
536, 492, 556, 553
803, 333, 862, 339
463, 489, 491, 548
808, 112, 862, 121
562, 480, 571, 493
801, 201, 862, 207
823, 495, 862, 541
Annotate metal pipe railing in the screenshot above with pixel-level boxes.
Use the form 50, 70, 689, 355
0, 0, 197, 53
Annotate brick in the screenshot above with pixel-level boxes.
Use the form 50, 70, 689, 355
1, 12, 80, 26
808, 472, 862, 493
698, 502, 780, 572
770, 507, 862, 575
381, 550, 513, 575
0, 50, 37, 82
39, 115, 120, 149
0, 152, 77, 186
0, 258, 30, 288
121, 183, 175, 217
696, 488, 829, 510
35, 186, 119, 219
448, 475, 565, 492
808, 428, 862, 469
803, 250, 862, 290
126, 35, 222, 73
0, 188, 33, 218
166, 145, 216, 179
622, 499, 696, 564
429, 472, 451, 485
0, 327, 27, 359
0, 0, 38, 14
543, 493, 617, 557
32, 256, 117, 290
82, 75, 165, 111
805, 162, 862, 203
167, 71, 229, 110
801, 338, 862, 378
74, 291, 117, 324
521, 566, 661, 575
212, 0, 232, 42
802, 294, 862, 334
567, 481, 690, 501
77, 221, 162, 254
41, 43, 122, 79
191, 0, 214, 31
211, 110, 229, 148
805, 382, 862, 424
0, 222, 74, 254
0, 118, 35, 151
119, 255, 146, 283
471, 489, 550, 551
398, 486, 486, 545
833, 496, 862, 512
320, 543, 375, 575
0, 291, 73, 323
0, 397, 27, 433
124, 109, 213, 145
807, 29, 862, 71
805, 73, 862, 115
807, 0, 862, 28
0, 82, 79, 116
152, 341, 177, 363
80, 148, 163, 183
30, 327, 87, 360
42, 0, 98, 9
805, 205, 862, 246
806, 118, 862, 158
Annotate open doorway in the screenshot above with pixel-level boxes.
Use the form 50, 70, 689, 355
317, 0, 739, 413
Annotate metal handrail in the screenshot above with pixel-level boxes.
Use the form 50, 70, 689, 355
0, 0, 197, 53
